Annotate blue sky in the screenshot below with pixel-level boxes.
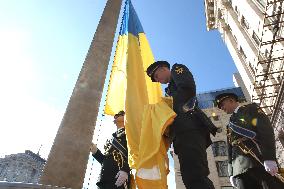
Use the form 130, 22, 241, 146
0, 0, 237, 188
132, 0, 237, 93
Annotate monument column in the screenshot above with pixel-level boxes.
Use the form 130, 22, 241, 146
40, 0, 122, 188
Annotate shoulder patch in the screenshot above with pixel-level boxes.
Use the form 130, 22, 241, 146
251, 118, 258, 127
175, 67, 184, 74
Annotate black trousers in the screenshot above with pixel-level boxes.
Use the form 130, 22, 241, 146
174, 130, 215, 189
235, 167, 284, 189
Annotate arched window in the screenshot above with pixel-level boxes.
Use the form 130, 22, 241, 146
211, 141, 228, 157
216, 160, 229, 177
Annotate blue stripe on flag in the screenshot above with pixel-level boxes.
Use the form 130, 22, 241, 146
119, 0, 144, 36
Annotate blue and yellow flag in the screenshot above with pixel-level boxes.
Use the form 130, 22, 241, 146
104, 0, 175, 188
104, 0, 161, 116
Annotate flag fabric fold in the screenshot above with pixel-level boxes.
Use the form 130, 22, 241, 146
135, 98, 176, 189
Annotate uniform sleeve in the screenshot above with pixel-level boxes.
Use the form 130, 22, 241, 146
120, 134, 131, 173
120, 159, 131, 173
227, 126, 233, 176
92, 149, 105, 164
171, 64, 196, 101
253, 106, 276, 161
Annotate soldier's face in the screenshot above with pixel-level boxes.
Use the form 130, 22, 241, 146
153, 67, 171, 84
114, 115, 125, 127
220, 98, 236, 114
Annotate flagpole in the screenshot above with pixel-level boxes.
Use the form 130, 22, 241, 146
40, 0, 122, 188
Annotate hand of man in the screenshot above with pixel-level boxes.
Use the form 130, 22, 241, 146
90, 143, 98, 154
264, 160, 278, 176
115, 170, 128, 187
229, 176, 237, 188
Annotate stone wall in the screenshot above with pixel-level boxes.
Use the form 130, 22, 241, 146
0, 151, 45, 183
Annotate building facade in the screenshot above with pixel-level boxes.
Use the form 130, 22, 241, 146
204, 0, 284, 167
173, 87, 246, 189
0, 150, 45, 183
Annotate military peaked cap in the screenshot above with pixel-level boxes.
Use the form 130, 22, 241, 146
215, 92, 238, 109
114, 110, 125, 119
146, 61, 170, 82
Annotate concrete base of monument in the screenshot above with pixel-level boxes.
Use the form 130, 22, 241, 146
0, 181, 71, 189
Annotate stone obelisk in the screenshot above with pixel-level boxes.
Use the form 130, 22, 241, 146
40, 0, 122, 188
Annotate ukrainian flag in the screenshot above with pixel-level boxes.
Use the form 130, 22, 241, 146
104, 0, 161, 116
104, 0, 175, 188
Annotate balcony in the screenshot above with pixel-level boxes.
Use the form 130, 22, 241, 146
252, 31, 261, 47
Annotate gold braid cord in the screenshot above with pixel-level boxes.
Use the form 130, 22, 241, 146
233, 139, 284, 183
112, 150, 124, 169
112, 151, 128, 189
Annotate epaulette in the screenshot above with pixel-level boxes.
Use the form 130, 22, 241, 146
172, 64, 188, 75
240, 103, 265, 127
247, 103, 266, 115
240, 103, 259, 113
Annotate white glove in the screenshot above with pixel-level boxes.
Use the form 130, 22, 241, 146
230, 176, 237, 188
264, 160, 278, 176
115, 170, 128, 187
90, 143, 98, 154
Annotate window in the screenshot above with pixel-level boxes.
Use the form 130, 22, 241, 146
252, 31, 261, 46
233, 35, 238, 44
241, 16, 250, 30
249, 62, 256, 76
211, 141, 228, 157
28, 168, 37, 183
234, 6, 239, 16
227, 24, 232, 32
239, 47, 247, 60
216, 160, 229, 177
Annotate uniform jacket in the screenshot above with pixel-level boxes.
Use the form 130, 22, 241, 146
166, 63, 196, 114
166, 63, 213, 148
227, 103, 276, 176
92, 128, 131, 186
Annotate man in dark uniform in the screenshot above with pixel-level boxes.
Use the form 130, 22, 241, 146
146, 61, 216, 189
90, 111, 131, 189
215, 92, 284, 189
